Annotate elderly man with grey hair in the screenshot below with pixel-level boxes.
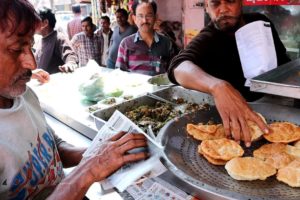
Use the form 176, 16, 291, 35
0, 1, 148, 199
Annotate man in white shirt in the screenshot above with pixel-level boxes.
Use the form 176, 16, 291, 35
95, 16, 113, 67
0, 1, 148, 199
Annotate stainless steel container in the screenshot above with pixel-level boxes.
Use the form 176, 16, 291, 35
250, 58, 300, 99
91, 86, 214, 130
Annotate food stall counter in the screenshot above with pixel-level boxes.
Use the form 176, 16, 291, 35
28, 61, 162, 139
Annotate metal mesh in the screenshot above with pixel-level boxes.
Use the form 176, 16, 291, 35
158, 103, 300, 200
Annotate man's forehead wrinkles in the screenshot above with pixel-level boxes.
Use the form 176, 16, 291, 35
5, 33, 33, 46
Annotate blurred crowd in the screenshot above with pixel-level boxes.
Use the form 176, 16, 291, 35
33, 3, 182, 82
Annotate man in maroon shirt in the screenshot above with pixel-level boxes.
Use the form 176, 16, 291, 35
67, 4, 82, 40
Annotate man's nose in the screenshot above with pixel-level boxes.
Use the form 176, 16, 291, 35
219, 2, 230, 14
20, 49, 37, 70
141, 17, 147, 23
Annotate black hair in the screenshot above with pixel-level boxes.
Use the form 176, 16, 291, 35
81, 16, 93, 27
101, 16, 110, 24
38, 7, 56, 29
0, 0, 40, 36
72, 4, 81, 14
159, 21, 176, 41
132, 0, 157, 15
115, 8, 129, 19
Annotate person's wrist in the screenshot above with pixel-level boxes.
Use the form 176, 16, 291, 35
56, 167, 93, 194
80, 157, 106, 183
209, 80, 230, 97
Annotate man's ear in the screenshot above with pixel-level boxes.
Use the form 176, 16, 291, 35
40, 19, 48, 30
132, 15, 137, 24
42, 19, 49, 27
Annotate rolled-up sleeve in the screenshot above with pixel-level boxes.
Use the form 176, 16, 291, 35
168, 31, 212, 84
47, 124, 66, 147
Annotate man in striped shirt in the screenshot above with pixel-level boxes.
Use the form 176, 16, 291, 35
116, 0, 174, 76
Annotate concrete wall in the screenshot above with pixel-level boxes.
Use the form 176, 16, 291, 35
182, 0, 205, 46
156, 0, 182, 22
156, 0, 206, 47
183, 0, 205, 31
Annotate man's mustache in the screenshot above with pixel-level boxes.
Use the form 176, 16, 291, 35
216, 15, 238, 22
141, 23, 150, 26
14, 70, 32, 83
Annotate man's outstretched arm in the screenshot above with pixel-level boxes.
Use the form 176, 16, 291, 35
173, 61, 269, 147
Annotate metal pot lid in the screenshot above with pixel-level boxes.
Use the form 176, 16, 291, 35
156, 103, 300, 200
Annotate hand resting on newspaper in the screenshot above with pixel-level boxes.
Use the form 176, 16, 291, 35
81, 131, 149, 181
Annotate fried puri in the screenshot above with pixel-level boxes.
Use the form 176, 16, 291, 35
187, 123, 226, 141
294, 140, 300, 148
198, 145, 227, 165
277, 159, 300, 187
225, 157, 276, 181
248, 112, 267, 141
264, 152, 295, 169
253, 143, 287, 160
264, 122, 300, 143
200, 138, 244, 161
187, 113, 266, 142
253, 143, 294, 169
286, 145, 300, 159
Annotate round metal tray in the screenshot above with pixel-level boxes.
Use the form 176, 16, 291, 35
156, 103, 300, 200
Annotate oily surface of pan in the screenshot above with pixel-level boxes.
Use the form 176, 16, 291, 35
157, 103, 300, 200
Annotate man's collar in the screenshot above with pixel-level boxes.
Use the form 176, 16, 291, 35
42, 30, 55, 39
101, 28, 112, 35
85, 31, 94, 38
134, 31, 160, 43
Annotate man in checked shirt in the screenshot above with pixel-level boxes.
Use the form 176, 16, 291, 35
71, 16, 102, 67
116, 0, 174, 76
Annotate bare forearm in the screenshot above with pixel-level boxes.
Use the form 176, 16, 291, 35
58, 142, 86, 168
48, 132, 149, 199
174, 60, 225, 95
47, 163, 94, 200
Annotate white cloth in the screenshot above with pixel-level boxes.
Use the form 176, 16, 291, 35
0, 87, 64, 199
235, 20, 277, 86
101, 32, 110, 66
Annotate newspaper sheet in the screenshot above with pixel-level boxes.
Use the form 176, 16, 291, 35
83, 110, 167, 192
121, 177, 195, 200
235, 20, 277, 86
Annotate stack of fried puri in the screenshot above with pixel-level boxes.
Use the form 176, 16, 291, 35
187, 112, 266, 142
260, 124, 300, 187
187, 123, 226, 141
247, 138, 300, 186
186, 115, 300, 186
198, 138, 244, 165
